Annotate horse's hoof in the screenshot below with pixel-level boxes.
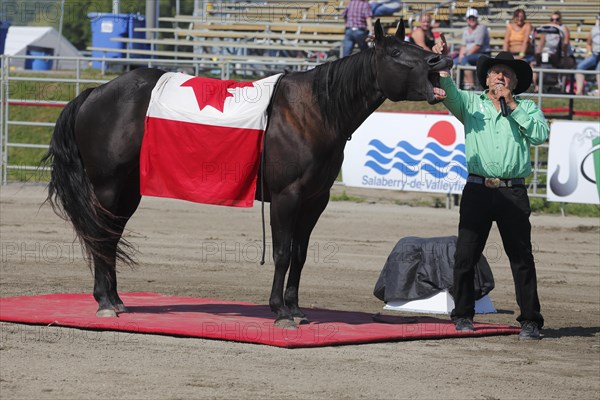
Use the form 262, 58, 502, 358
113, 303, 127, 313
96, 309, 117, 318
293, 316, 309, 325
274, 318, 298, 330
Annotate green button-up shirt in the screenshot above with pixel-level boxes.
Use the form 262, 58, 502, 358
440, 75, 549, 178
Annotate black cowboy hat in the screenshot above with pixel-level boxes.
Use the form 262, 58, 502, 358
476, 51, 533, 94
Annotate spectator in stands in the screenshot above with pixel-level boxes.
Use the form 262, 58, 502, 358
536, 11, 572, 63
369, 1, 401, 17
410, 13, 436, 52
456, 8, 491, 89
432, 35, 548, 341
575, 15, 600, 96
342, 0, 374, 57
532, 11, 574, 91
503, 8, 534, 63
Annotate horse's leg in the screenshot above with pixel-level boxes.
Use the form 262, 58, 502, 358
92, 177, 141, 317
285, 194, 330, 325
269, 191, 300, 328
93, 235, 124, 317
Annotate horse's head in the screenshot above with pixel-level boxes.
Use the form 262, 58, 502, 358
372, 19, 453, 104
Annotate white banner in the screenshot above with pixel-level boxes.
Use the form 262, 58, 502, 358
547, 121, 600, 204
342, 113, 467, 195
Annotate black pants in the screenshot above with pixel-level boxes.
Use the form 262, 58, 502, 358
451, 183, 544, 328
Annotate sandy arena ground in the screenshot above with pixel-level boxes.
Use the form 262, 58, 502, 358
1, 183, 599, 399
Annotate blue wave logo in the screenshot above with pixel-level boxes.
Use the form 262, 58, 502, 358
364, 139, 468, 179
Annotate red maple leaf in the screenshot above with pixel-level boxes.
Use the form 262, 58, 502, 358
181, 77, 255, 113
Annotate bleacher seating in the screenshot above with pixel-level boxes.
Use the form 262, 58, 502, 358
86, 0, 598, 82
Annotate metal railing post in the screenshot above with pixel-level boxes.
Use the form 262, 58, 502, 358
1, 55, 8, 185
532, 146, 540, 196
0, 55, 5, 185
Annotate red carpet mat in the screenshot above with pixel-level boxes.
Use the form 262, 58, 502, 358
0, 293, 520, 348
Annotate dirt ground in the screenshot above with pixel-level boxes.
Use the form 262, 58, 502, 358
1, 183, 599, 400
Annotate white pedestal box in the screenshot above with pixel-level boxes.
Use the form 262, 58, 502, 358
383, 290, 496, 314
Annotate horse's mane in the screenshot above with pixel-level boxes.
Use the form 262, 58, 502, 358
311, 49, 378, 134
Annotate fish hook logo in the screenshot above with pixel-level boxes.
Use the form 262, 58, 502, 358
549, 127, 600, 199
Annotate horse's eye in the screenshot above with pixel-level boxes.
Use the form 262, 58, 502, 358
391, 49, 400, 57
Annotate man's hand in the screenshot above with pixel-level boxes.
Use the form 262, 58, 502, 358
492, 84, 511, 100
492, 84, 517, 109
432, 33, 449, 55
433, 34, 449, 102
432, 32, 451, 81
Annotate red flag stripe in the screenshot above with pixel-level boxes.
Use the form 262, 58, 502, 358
141, 117, 264, 207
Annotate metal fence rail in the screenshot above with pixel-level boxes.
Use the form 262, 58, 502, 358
1, 54, 598, 199
0, 53, 320, 185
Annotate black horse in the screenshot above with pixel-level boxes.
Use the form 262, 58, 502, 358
43, 20, 452, 328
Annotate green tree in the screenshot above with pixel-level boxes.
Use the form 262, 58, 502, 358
3, 1, 194, 50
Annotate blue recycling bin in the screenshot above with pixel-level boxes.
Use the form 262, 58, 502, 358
0, 21, 11, 58
25, 46, 54, 70
88, 13, 149, 70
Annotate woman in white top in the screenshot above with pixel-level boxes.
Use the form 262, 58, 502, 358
532, 11, 573, 91
534, 11, 572, 67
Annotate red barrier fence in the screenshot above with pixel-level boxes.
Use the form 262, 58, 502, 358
6, 102, 600, 118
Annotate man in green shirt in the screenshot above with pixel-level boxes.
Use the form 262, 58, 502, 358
433, 36, 549, 340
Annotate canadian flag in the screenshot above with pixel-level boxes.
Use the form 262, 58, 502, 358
140, 72, 282, 207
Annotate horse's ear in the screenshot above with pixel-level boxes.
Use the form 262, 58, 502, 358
395, 19, 405, 41
374, 19, 384, 43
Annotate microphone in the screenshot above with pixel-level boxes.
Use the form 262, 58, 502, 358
499, 97, 509, 117
496, 84, 509, 117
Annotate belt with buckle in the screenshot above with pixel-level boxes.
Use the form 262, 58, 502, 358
348, 27, 366, 31
467, 175, 525, 188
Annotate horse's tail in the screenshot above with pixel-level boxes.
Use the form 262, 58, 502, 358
42, 88, 136, 267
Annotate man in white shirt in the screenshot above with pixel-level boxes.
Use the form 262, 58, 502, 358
455, 8, 491, 89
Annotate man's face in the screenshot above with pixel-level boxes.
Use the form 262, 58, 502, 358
467, 16, 478, 27
486, 65, 518, 92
